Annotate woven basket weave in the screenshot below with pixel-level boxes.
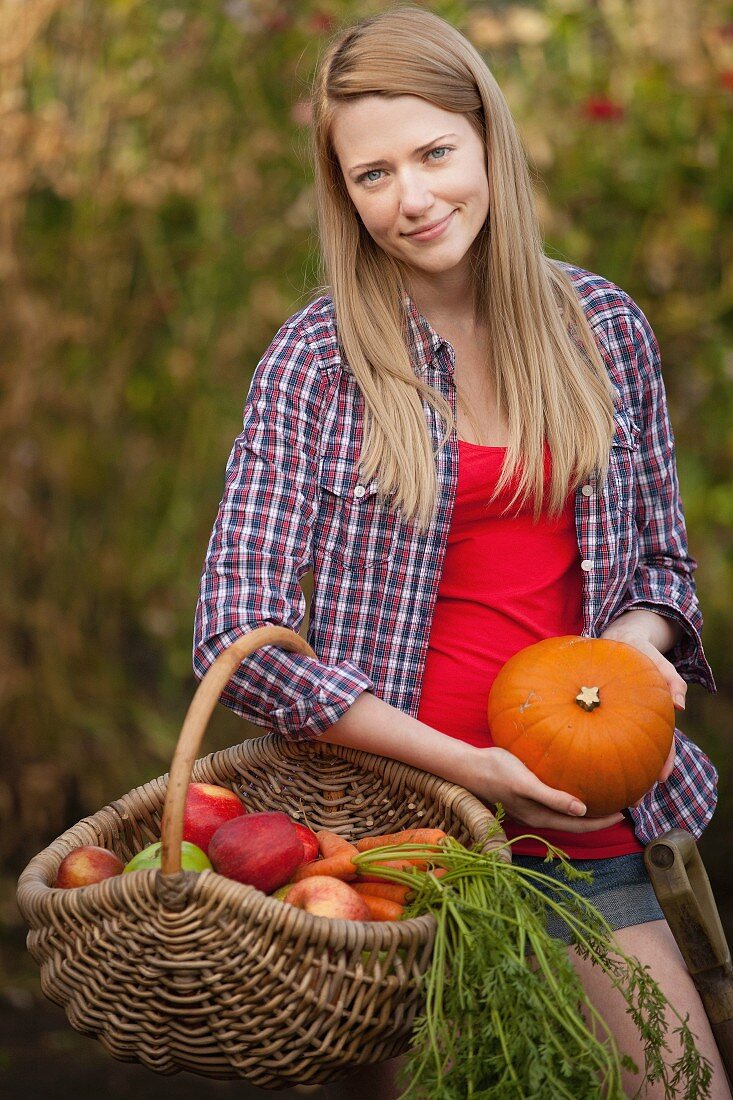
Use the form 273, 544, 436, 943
16, 626, 505, 1088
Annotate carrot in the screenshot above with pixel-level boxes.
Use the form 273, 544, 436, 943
353, 881, 412, 904
354, 829, 447, 852
375, 856, 433, 871
358, 895, 405, 922
356, 857, 430, 882
292, 850, 358, 882
316, 829, 358, 859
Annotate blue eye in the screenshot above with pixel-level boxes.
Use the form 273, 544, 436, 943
354, 148, 451, 187
355, 167, 384, 185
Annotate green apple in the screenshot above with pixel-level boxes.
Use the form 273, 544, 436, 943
271, 883, 295, 902
123, 840, 212, 873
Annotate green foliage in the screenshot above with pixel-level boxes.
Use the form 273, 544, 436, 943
2, 1, 731, 918
355, 833, 712, 1098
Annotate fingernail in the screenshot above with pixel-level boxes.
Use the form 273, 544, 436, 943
673, 694, 686, 710
570, 800, 586, 816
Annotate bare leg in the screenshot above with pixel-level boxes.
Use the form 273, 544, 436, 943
319, 919, 732, 1098
570, 919, 732, 1099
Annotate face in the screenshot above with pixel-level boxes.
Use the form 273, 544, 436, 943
331, 95, 490, 288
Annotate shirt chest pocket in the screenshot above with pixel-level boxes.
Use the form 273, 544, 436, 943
606, 407, 640, 522
317, 458, 399, 569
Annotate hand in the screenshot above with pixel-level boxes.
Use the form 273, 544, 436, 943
628, 736, 677, 809
473, 747, 625, 833
600, 609, 687, 711
602, 610, 680, 798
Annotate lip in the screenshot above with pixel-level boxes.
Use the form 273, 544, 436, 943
403, 210, 456, 241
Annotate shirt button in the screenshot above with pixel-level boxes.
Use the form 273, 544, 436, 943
580, 559, 593, 571
581, 484, 593, 497
353, 484, 366, 499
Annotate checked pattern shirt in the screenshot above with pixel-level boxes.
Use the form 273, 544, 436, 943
194, 263, 718, 844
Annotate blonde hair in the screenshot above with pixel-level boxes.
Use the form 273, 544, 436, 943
310, 5, 615, 532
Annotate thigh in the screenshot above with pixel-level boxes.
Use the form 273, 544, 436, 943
571, 919, 732, 1099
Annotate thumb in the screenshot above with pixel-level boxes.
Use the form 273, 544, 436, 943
528, 777, 587, 817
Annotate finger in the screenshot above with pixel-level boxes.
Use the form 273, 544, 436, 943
647, 650, 686, 710
637, 644, 687, 709
631, 743, 676, 804
658, 740, 676, 783
519, 777, 588, 819
616, 635, 686, 709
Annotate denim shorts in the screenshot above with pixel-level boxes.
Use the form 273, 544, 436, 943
510, 852, 665, 943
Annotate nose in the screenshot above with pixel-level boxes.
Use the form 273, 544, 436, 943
397, 169, 434, 217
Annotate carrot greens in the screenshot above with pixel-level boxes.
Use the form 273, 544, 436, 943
353, 825, 712, 1100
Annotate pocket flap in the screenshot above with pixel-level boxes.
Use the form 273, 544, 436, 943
319, 457, 381, 500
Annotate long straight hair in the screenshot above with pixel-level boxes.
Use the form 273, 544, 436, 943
310, 5, 615, 532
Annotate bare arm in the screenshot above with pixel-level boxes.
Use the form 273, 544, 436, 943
321, 690, 625, 832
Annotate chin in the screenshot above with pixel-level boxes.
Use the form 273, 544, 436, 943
410, 247, 473, 274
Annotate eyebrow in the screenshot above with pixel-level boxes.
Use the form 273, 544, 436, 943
348, 133, 459, 174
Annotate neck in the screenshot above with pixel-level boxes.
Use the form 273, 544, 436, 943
405, 264, 478, 334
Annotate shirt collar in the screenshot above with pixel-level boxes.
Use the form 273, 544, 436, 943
402, 293, 452, 375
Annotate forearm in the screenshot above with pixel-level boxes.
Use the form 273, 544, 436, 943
321, 690, 625, 833
322, 690, 481, 791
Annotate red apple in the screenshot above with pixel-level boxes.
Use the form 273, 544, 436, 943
293, 822, 319, 864
55, 845, 124, 888
209, 811, 303, 893
182, 782, 246, 854
285, 876, 371, 921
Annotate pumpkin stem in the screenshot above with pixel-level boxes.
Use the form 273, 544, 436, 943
575, 685, 601, 711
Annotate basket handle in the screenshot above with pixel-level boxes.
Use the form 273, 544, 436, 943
644, 828, 733, 1071
160, 625, 317, 875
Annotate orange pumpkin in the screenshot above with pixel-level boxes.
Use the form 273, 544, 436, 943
487, 636, 675, 816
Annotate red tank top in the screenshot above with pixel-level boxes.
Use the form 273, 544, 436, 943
416, 440, 642, 859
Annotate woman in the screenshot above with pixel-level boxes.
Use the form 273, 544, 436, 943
194, 7, 727, 1097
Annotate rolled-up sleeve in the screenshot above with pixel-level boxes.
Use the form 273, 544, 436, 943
611, 304, 715, 691
193, 325, 374, 738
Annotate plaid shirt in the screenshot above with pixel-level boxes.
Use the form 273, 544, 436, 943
194, 263, 717, 844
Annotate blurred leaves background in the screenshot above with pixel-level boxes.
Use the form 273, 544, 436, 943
1, 0, 731, 943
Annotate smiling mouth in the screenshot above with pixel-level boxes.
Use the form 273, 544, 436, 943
403, 211, 456, 237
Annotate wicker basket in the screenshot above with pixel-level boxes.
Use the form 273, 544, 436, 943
17, 626, 505, 1088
